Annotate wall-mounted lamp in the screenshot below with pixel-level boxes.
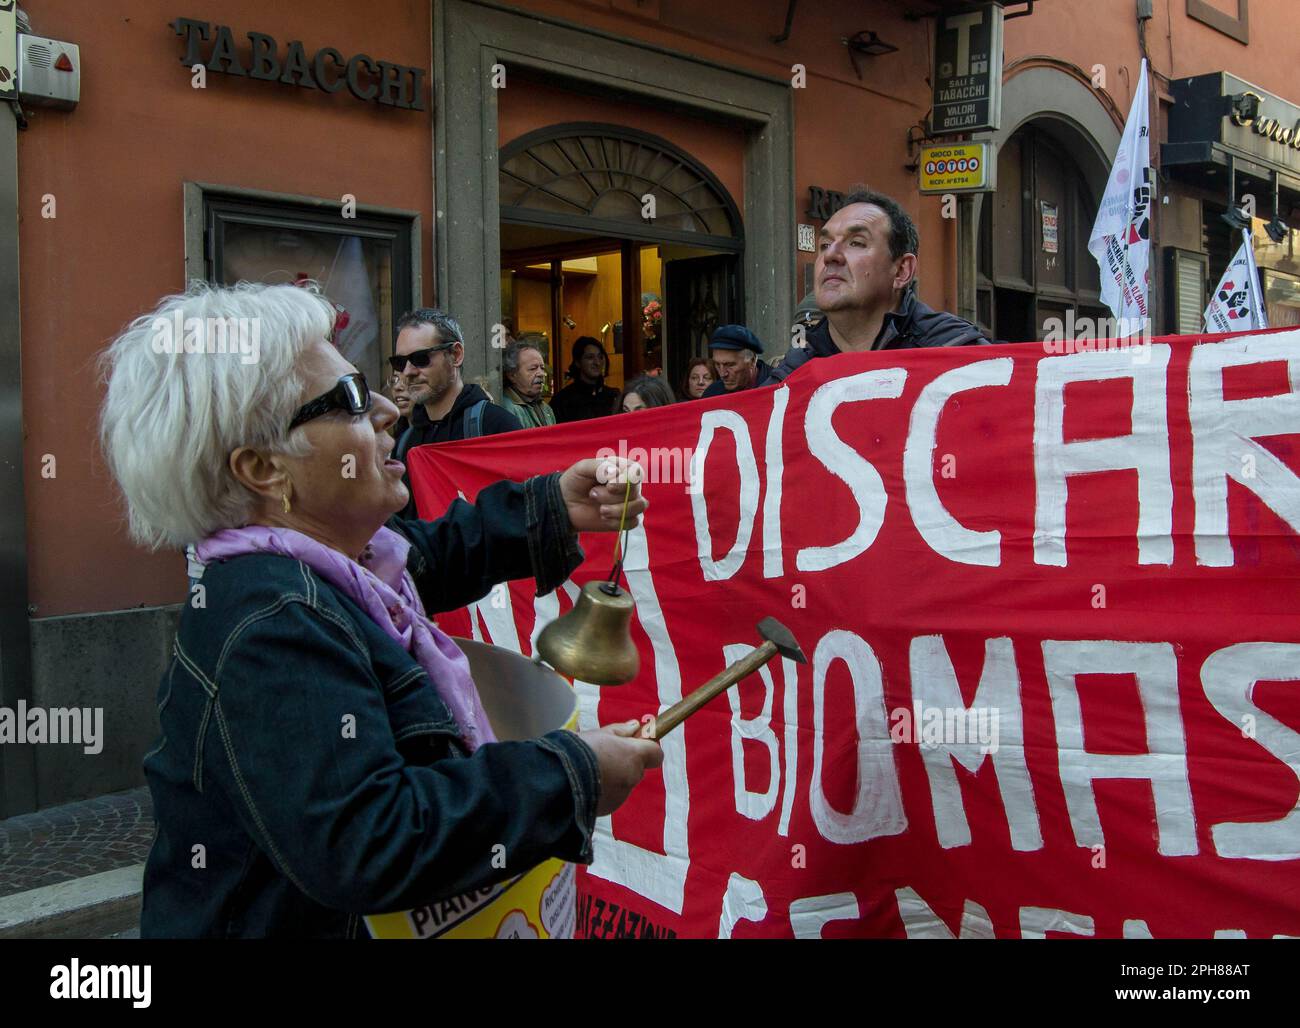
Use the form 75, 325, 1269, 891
1220, 205, 1252, 231
842, 30, 897, 80
1265, 217, 1290, 243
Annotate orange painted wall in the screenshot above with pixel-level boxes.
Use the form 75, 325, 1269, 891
18, 0, 435, 616
24, 0, 1289, 618
1003, 0, 1300, 114
500, 0, 957, 313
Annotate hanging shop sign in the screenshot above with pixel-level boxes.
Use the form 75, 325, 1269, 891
171, 17, 426, 111
1167, 73, 1300, 176
918, 142, 995, 194
931, 3, 1003, 135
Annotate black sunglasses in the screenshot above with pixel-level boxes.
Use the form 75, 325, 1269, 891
288, 373, 371, 431
388, 341, 457, 373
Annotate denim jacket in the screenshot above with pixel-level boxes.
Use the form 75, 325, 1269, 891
141, 474, 598, 938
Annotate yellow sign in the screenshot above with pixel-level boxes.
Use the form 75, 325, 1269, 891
919, 143, 995, 194
365, 859, 577, 939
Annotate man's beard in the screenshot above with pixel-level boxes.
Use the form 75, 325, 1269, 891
410, 377, 447, 406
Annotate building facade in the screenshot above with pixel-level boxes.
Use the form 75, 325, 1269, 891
1, 0, 1294, 814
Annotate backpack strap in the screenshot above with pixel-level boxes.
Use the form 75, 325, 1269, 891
462, 399, 488, 439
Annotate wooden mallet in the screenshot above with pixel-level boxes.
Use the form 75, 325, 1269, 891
639, 617, 807, 740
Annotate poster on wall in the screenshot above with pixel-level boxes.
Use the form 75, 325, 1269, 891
1040, 201, 1059, 254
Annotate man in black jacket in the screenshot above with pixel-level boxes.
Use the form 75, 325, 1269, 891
772, 189, 988, 381
391, 308, 517, 516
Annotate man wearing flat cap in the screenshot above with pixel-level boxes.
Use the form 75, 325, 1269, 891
702, 324, 776, 398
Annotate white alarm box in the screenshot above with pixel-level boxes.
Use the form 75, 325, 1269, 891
18, 35, 80, 110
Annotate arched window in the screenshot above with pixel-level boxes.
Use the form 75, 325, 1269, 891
977, 121, 1109, 342
499, 123, 742, 251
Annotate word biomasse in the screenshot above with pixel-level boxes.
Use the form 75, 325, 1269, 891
172, 18, 426, 110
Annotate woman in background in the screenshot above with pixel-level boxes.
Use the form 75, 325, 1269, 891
387, 372, 412, 438
678, 357, 717, 401
619, 374, 676, 412
551, 337, 620, 423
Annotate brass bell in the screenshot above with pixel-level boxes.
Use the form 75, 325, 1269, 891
536, 580, 639, 686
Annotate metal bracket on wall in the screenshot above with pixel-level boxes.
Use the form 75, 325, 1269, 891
771, 0, 797, 44
905, 120, 942, 173
843, 31, 898, 80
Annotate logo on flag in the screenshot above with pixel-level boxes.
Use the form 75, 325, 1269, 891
1205, 230, 1269, 333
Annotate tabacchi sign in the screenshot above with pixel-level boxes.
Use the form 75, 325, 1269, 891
931, 3, 1003, 135
171, 17, 426, 110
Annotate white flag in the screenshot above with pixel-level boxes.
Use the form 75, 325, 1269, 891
1088, 58, 1153, 337
1204, 229, 1270, 333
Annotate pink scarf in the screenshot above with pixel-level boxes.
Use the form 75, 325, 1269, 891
191, 524, 495, 752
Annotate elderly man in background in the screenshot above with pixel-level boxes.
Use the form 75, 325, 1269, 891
99, 282, 662, 938
500, 335, 556, 430
701, 324, 776, 398
772, 189, 987, 381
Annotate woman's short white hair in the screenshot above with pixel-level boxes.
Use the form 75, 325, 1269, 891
99, 280, 336, 549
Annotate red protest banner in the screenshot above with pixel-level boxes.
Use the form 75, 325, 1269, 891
407, 329, 1300, 939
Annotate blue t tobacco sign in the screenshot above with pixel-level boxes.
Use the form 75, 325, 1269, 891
931, 4, 1003, 135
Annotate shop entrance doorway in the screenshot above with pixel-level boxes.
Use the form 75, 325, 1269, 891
977, 121, 1111, 343
499, 123, 742, 398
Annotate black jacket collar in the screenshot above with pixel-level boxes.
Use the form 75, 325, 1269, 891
806, 287, 986, 353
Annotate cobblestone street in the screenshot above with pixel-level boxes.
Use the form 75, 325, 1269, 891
0, 788, 153, 900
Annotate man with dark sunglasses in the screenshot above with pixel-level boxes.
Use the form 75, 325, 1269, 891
390, 308, 518, 518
